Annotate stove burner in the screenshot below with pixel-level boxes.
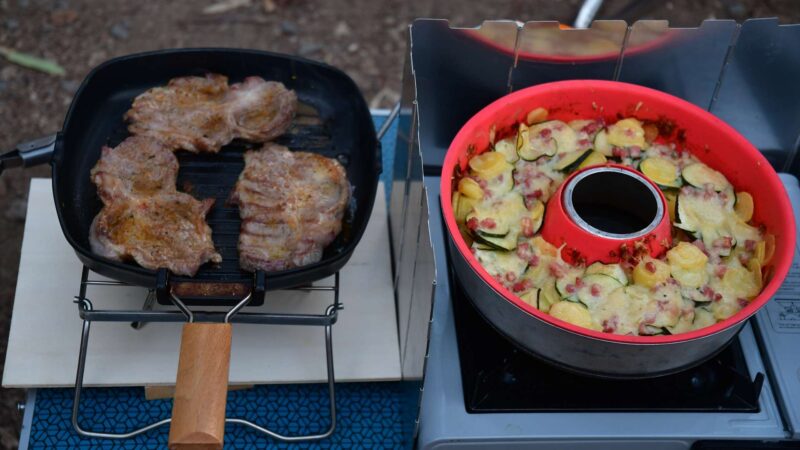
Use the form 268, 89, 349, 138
446, 238, 763, 413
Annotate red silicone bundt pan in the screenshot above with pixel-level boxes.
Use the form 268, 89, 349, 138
441, 80, 796, 344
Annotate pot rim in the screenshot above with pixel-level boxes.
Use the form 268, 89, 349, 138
441, 79, 796, 345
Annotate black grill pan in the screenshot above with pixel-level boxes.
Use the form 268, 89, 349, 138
0, 48, 380, 306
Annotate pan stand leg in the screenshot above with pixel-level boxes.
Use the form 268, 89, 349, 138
130, 290, 155, 330
225, 304, 338, 442
70, 299, 171, 439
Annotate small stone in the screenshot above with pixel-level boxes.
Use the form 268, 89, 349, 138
0, 65, 19, 80
51, 9, 78, 26
5, 18, 19, 30
298, 41, 322, 56
725, 1, 747, 19
280, 20, 297, 35
109, 21, 129, 40
347, 42, 359, 53
5, 198, 28, 222
60, 79, 80, 93
0, 80, 6, 92
333, 21, 350, 38
88, 50, 108, 66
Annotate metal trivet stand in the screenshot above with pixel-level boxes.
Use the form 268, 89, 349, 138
70, 265, 342, 443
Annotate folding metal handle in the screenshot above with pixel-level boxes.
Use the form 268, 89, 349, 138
0, 133, 58, 175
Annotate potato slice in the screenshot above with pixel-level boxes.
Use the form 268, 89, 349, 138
469, 152, 510, 179
633, 257, 671, 288
526, 107, 549, 125
667, 241, 708, 271
458, 177, 484, 200
734, 191, 754, 222
764, 234, 776, 264
607, 118, 646, 148
722, 266, 760, 299
577, 151, 607, 170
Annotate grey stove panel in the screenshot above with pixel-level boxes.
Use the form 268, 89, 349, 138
754, 174, 800, 440
419, 177, 788, 450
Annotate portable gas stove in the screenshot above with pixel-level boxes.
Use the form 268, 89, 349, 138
388, 19, 800, 450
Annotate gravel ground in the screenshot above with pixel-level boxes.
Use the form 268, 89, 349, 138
1, 0, 798, 447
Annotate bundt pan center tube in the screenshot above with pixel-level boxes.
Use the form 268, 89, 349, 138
544, 164, 672, 265
441, 80, 795, 378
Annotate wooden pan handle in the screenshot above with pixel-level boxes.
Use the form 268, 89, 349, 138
168, 323, 232, 450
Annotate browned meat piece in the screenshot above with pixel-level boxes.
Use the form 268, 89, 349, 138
230, 143, 350, 272
89, 136, 222, 275
124, 74, 297, 153
89, 136, 178, 203
89, 192, 222, 276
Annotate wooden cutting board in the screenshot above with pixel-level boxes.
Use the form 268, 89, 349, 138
2, 179, 401, 387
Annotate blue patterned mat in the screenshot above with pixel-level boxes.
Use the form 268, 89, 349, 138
29, 382, 419, 449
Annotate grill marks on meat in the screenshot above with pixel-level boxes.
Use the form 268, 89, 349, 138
89, 137, 222, 276
125, 74, 297, 153
230, 144, 350, 272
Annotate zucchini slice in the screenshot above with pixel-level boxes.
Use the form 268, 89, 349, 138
466, 210, 510, 237
473, 248, 528, 281
555, 266, 586, 302
529, 120, 578, 155
519, 289, 540, 308
493, 137, 519, 163
640, 157, 682, 189
517, 122, 558, 161
538, 279, 560, 313
593, 129, 612, 156
584, 262, 629, 285
553, 149, 592, 172
692, 307, 716, 328
577, 274, 624, 308
473, 232, 517, 251
681, 163, 731, 192
549, 301, 594, 329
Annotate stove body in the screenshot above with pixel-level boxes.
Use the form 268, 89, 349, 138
389, 19, 800, 449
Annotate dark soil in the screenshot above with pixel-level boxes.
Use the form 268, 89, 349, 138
1, 0, 798, 447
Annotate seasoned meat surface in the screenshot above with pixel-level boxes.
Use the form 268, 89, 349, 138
230, 143, 350, 272
89, 136, 179, 203
125, 74, 297, 153
89, 193, 221, 276
89, 137, 221, 276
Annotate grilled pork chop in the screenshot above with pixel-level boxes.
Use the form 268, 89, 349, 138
89, 136, 179, 203
230, 144, 350, 272
125, 74, 297, 153
89, 193, 221, 276
89, 137, 222, 276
